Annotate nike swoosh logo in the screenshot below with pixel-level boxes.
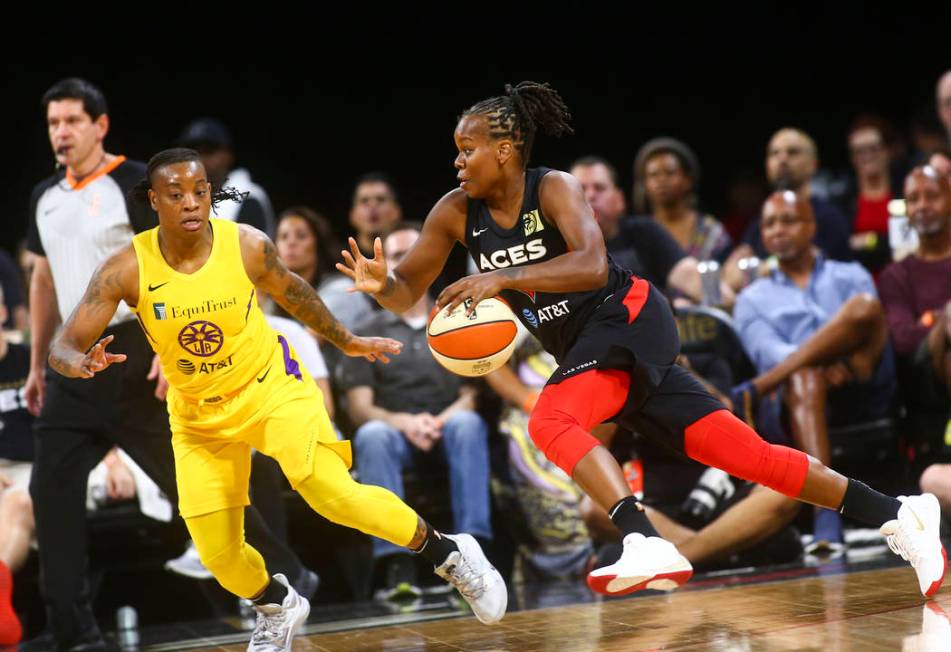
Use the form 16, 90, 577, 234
257, 365, 272, 383
43, 207, 59, 216
148, 282, 169, 292
909, 508, 926, 531
472, 228, 488, 237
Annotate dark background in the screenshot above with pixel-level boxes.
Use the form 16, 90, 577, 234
6, 6, 949, 255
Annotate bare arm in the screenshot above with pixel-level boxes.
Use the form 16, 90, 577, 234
485, 364, 538, 411
346, 386, 439, 452
48, 246, 138, 378
29, 257, 60, 373
495, 171, 608, 293
436, 384, 478, 423
239, 225, 401, 361
346, 385, 406, 429
24, 256, 61, 414
336, 190, 466, 314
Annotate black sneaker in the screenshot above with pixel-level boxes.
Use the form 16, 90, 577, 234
373, 554, 421, 602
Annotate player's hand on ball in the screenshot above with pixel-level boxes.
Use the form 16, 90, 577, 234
437, 272, 505, 316
337, 237, 389, 295
79, 335, 127, 378
343, 335, 403, 363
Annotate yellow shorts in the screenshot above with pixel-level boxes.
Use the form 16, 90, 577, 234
168, 338, 351, 518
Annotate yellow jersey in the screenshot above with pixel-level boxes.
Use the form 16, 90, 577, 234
130, 219, 274, 401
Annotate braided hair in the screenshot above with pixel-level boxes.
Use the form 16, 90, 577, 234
128, 147, 247, 208
462, 81, 573, 166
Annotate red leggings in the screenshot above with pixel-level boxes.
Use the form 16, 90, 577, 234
528, 369, 809, 498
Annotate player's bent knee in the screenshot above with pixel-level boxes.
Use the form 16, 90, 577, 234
528, 409, 599, 476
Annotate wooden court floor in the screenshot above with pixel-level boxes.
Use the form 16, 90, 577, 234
191, 565, 950, 651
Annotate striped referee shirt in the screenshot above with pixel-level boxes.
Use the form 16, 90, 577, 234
26, 156, 157, 325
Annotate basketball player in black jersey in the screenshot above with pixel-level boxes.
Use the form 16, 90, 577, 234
339, 81, 946, 598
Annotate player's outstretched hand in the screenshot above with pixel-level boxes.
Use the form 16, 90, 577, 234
336, 237, 389, 295
437, 272, 505, 316
79, 334, 127, 378
342, 335, 403, 363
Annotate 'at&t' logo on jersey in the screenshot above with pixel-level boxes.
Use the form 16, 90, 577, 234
176, 355, 234, 375
479, 238, 547, 270
178, 321, 224, 357
537, 299, 571, 324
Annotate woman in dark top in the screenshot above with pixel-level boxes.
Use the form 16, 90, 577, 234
340, 81, 945, 598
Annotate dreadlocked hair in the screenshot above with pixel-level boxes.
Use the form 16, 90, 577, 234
462, 81, 573, 165
127, 147, 248, 208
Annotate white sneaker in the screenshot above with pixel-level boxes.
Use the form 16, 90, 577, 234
434, 534, 507, 625
164, 541, 213, 580
247, 574, 310, 651
880, 494, 947, 598
587, 533, 693, 596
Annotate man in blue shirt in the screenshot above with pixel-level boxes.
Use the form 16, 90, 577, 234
733, 191, 895, 552
734, 128, 853, 263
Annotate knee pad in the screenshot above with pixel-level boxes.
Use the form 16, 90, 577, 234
528, 398, 600, 477
685, 409, 809, 498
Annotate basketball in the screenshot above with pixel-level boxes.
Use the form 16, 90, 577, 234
427, 297, 518, 377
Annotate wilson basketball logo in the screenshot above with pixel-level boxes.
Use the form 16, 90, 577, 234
178, 320, 224, 357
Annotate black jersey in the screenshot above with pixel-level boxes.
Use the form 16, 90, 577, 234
464, 167, 629, 361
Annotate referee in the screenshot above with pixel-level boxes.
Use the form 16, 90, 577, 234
22, 78, 314, 651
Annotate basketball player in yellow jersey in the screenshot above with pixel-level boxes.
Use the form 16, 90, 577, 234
47, 148, 507, 651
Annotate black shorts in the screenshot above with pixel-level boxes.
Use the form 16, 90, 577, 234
548, 279, 725, 454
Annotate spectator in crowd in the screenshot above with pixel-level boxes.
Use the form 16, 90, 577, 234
879, 167, 951, 503
937, 71, 951, 146
632, 138, 733, 263
733, 190, 894, 553
275, 206, 373, 332
569, 156, 712, 303
340, 223, 491, 602
845, 117, 898, 273
349, 172, 402, 258
23, 78, 313, 651
733, 128, 852, 264
177, 117, 275, 235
